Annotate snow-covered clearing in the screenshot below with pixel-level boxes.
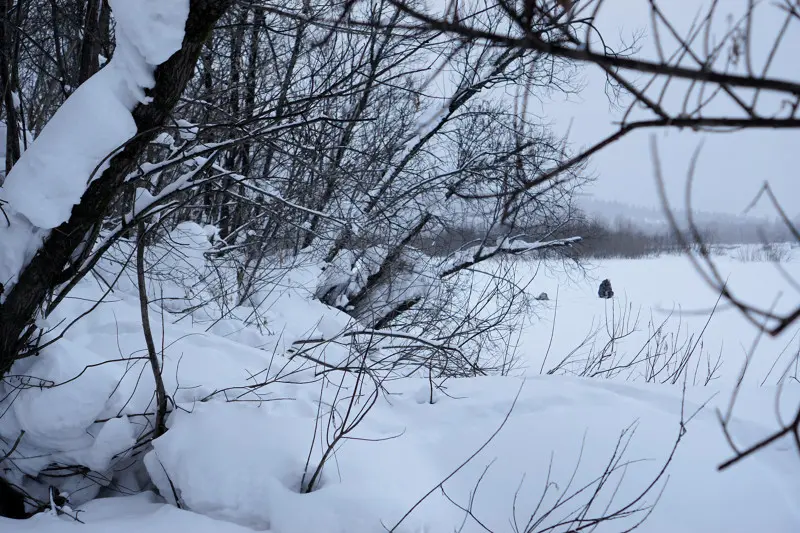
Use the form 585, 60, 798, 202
1, 232, 798, 532
518, 247, 800, 386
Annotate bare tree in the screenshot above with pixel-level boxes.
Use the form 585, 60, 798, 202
0, 0, 234, 375
336, 0, 800, 468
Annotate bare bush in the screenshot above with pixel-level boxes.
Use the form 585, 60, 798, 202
545, 296, 723, 387
732, 243, 794, 264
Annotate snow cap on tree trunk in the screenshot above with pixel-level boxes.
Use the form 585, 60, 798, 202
0, 0, 189, 291
108, 0, 191, 102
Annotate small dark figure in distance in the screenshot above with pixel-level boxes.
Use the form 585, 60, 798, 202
535, 292, 549, 301
598, 279, 614, 299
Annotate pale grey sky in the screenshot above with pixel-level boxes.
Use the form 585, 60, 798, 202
539, 1, 800, 218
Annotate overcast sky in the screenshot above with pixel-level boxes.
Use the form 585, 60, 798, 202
537, 1, 800, 218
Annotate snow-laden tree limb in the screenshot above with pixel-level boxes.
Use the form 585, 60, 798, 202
0, 0, 233, 375
439, 235, 581, 278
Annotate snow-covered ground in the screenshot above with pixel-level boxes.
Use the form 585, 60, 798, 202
2, 236, 799, 532
1, 0, 795, 531
519, 246, 800, 386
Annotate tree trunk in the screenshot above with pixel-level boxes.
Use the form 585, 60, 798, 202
0, 0, 21, 175
77, 0, 108, 85
219, 8, 247, 241
0, 0, 233, 376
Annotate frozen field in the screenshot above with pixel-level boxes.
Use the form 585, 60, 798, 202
2, 241, 799, 533
518, 248, 800, 386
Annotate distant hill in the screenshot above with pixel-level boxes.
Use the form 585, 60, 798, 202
576, 196, 799, 244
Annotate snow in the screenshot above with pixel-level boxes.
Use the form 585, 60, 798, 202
140, 375, 800, 533
5, 492, 255, 533
0, 0, 189, 293
10, 339, 121, 452
0, 4, 795, 528
143, 403, 451, 532
517, 253, 800, 385
11, 2, 800, 531
110, 0, 189, 67
1, 236, 800, 531
175, 119, 198, 141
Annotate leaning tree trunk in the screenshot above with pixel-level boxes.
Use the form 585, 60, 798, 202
0, 0, 22, 176
0, 0, 233, 376
77, 0, 111, 85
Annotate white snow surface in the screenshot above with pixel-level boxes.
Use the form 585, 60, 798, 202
7, 492, 255, 533
0, 0, 189, 292
1, 239, 800, 532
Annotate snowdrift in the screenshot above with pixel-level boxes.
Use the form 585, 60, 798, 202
1, 229, 799, 532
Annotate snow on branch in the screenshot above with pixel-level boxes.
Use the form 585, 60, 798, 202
0, 0, 190, 296
439, 235, 581, 278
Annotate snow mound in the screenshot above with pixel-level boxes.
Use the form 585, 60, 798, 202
145, 400, 454, 533
11, 339, 120, 452
2, 243, 800, 532
3, 492, 255, 533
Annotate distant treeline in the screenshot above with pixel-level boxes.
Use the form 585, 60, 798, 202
557, 215, 797, 259
551, 218, 683, 259
418, 211, 798, 260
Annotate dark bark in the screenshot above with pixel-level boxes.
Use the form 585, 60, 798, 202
259, 10, 307, 180
200, 41, 215, 223
219, 8, 247, 241
136, 222, 168, 438
77, 0, 108, 85
0, 477, 26, 519
1, 0, 21, 175
0, 0, 233, 376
